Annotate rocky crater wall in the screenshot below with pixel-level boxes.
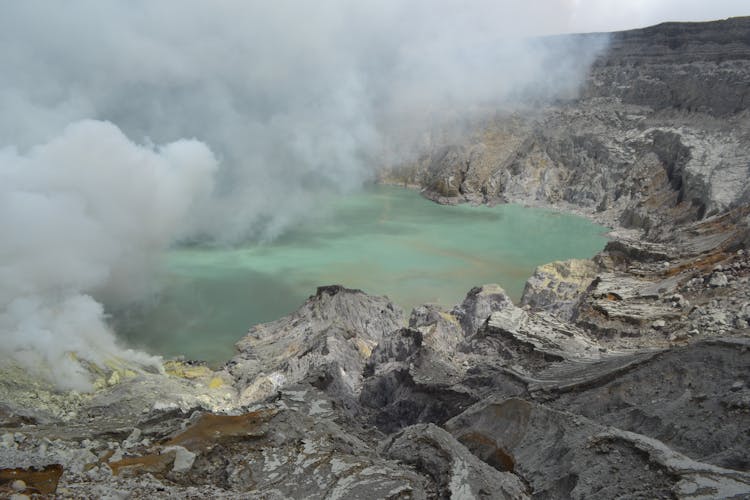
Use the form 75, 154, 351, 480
381, 17, 750, 233
586, 17, 750, 116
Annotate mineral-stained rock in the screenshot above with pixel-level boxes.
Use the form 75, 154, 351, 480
463, 299, 605, 371
169, 387, 433, 499
574, 271, 683, 337
520, 259, 598, 320
107, 451, 176, 478
163, 410, 274, 452
381, 423, 529, 499
0, 464, 63, 495
445, 396, 750, 499
0, 405, 36, 429
228, 285, 404, 407
1, 384, 438, 498
409, 304, 464, 354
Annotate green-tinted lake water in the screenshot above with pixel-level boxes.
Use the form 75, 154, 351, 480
115, 185, 608, 362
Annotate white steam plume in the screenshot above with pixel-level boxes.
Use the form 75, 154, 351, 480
0, 1, 611, 389
0, 1, 610, 242
0, 121, 217, 390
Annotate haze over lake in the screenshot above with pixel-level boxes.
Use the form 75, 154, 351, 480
114, 185, 608, 362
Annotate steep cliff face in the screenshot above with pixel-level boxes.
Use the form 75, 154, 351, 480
382, 17, 750, 234
587, 17, 750, 116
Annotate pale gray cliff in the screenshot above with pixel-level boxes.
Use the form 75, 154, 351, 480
382, 17, 750, 233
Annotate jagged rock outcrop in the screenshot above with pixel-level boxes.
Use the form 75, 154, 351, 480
227, 285, 404, 409
445, 396, 750, 499
586, 17, 750, 116
520, 259, 598, 320
362, 45, 750, 486
360, 326, 475, 433
0, 382, 436, 498
543, 338, 750, 471
381, 17, 750, 234
452, 284, 515, 336
408, 304, 464, 354
2, 273, 749, 497
381, 423, 529, 499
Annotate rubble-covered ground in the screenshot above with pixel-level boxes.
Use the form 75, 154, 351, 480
2, 16, 750, 500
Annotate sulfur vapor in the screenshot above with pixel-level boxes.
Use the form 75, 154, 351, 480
0, 121, 217, 390
0, 1, 613, 389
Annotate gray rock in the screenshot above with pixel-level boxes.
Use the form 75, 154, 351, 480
464, 306, 604, 372
394, 20, 750, 235
162, 445, 196, 473
521, 259, 598, 320
228, 285, 404, 407
446, 396, 750, 499
122, 428, 142, 449
710, 273, 729, 287
381, 423, 529, 499
409, 304, 463, 355
452, 284, 515, 336
360, 327, 475, 433
546, 339, 750, 470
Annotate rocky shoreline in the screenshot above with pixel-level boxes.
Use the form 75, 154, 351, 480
2, 17, 750, 499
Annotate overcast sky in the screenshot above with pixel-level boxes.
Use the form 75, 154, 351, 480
550, 0, 748, 34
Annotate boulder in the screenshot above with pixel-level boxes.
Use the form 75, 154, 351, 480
382, 423, 529, 499
520, 259, 598, 320
228, 285, 404, 407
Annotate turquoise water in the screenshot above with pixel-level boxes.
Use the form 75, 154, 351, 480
115, 185, 608, 362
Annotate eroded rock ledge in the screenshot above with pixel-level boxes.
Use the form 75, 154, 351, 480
2, 17, 750, 499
